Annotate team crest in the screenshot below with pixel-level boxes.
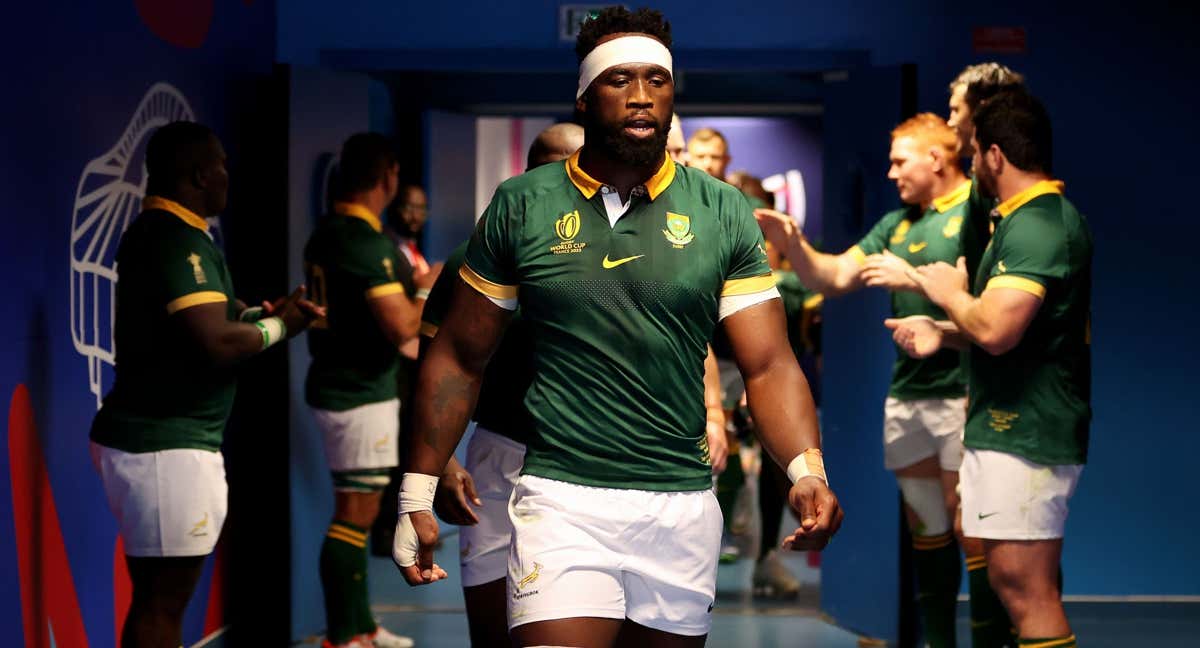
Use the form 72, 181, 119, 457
382, 258, 395, 280
889, 219, 911, 244
663, 212, 694, 248
943, 215, 963, 238
551, 210, 587, 255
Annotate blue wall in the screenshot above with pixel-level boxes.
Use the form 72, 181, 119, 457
276, 0, 1200, 596
0, 1, 278, 645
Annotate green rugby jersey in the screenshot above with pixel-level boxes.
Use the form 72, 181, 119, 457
90, 196, 239, 453
967, 181, 1092, 465
850, 180, 972, 400
421, 241, 534, 445
304, 202, 406, 411
462, 151, 775, 491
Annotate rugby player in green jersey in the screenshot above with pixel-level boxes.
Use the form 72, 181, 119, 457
755, 113, 973, 647
393, 7, 841, 647
946, 61, 1026, 648
891, 90, 1091, 648
89, 121, 322, 648
422, 122, 586, 646
305, 134, 430, 648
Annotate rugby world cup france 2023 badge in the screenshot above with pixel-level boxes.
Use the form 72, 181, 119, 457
663, 212, 694, 248
551, 210, 588, 255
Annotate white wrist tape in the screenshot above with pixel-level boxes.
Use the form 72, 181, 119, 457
254, 316, 286, 350
577, 35, 673, 99
393, 472, 440, 569
398, 473, 439, 514
414, 288, 431, 301
786, 448, 827, 485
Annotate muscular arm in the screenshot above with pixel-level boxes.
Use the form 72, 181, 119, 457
722, 299, 820, 467
369, 292, 424, 348
407, 281, 511, 476
174, 302, 270, 369
937, 288, 1042, 355
754, 208, 862, 296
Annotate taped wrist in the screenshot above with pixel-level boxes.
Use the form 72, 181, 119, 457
786, 448, 827, 485
398, 473, 438, 514
254, 316, 286, 350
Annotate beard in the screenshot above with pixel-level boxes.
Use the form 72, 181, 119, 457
584, 112, 669, 168
974, 162, 999, 200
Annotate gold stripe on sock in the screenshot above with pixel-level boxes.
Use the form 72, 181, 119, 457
965, 557, 988, 571
1020, 635, 1076, 648
327, 530, 367, 548
329, 524, 368, 541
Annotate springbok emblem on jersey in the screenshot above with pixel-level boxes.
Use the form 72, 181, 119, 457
943, 215, 963, 238
663, 212, 694, 248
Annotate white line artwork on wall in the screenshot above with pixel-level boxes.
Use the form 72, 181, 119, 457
70, 82, 196, 408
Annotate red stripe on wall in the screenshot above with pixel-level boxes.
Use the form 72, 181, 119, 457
8, 384, 90, 647
203, 540, 226, 634
510, 119, 524, 178
114, 535, 132, 645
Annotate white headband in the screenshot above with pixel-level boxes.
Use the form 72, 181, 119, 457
577, 35, 673, 99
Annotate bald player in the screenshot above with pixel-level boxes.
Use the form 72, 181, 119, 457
422, 122, 583, 645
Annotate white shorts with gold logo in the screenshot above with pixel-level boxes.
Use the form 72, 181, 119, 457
91, 442, 227, 557
883, 396, 967, 471
961, 448, 1083, 540
507, 475, 722, 636
311, 398, 399, 491
459, 426, 525, 587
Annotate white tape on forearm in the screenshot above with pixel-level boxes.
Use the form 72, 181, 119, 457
577, 35, 673, 99
238, 306, 263, 322
786, 448, 827, 485
398, 473, 438, 514
254, 316, 285, 350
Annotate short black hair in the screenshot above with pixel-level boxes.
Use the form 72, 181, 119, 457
145, 121, 217, 193
950, 62, 1025, 112
973, 89, 1052, 174
575, 6, 672, 62
337, 133, 397, 198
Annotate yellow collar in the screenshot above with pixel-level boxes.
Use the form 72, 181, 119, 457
931, 179, 972, 213
141, 196, 209, 232
995, 180, 1065, 218
334, 201, 383, 233
565, 149, 676, 201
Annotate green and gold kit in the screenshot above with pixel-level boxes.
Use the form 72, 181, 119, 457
774, 270, 823, 360
851, 180, 972, 400
967, 181, 1092, 465
304, 202, 407, 411
462, 151, 775, 491
90, 196, 238, 453
421, 241, 534, 445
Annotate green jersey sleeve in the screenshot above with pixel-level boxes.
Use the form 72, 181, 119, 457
159, 235, 231, 315
345, 234, 405, 298
462, 189, 520, 301
853, 209, 906, 260
721, 192, 774, 295
421, 242, 468, 336
986, 211, 1069, 298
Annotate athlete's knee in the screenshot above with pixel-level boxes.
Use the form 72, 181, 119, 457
898, 477, 951, 536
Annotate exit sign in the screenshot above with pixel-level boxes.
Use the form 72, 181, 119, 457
559, 5, 615, 42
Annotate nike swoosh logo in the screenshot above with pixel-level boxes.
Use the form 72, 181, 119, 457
602, 254, 644, 269
978, 512, 1000, 520
908, 242, 928, 253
